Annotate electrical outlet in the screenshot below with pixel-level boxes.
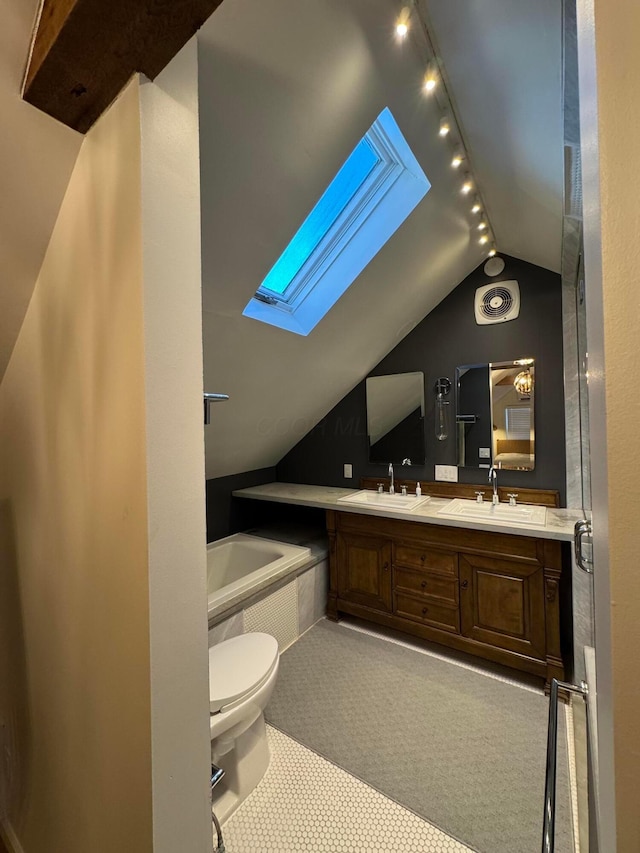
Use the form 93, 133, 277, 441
343, 463, 353, 479
479, 447, 491, 459
434, 465, 458, 482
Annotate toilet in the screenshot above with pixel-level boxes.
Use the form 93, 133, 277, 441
208, 632, 280, 822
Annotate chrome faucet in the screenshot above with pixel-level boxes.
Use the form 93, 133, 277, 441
388, 462, 395, 495
488, 466, 500, 505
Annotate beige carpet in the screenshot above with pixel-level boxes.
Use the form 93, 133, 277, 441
266, 619, 573, 853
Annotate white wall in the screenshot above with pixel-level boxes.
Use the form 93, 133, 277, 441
0, 41, 213, 853
139, 39, 213, 853
0, 78, 152, 853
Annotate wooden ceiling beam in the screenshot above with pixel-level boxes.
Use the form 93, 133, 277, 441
24, 0, 225, 133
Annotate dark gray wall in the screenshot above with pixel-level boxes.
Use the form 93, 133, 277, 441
277, 255, 566, 503
206, 467, 326, 542
206, 467, 276, 542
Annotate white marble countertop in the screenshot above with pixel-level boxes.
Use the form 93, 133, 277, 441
233, 482, 584, 542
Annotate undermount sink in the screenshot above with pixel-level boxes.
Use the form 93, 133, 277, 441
337, 489, 431, 512
437, 498, 547, 527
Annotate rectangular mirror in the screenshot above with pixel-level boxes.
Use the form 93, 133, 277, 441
366, 372, 425, 464
490, 360, 535, 470
456, 359, 535, 470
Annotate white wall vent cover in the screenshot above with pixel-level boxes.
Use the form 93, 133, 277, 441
474, 280, 520, 325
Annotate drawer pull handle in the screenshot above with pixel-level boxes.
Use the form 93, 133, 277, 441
422, 607, 428, 615
383, 562, 389, 571
420, 554, 426, 562
461, 580, 469, 589
421, 580, 427, 588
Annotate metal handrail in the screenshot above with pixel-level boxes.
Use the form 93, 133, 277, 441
542, 679, 588, 853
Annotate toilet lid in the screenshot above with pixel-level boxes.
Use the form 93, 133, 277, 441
209, 633, 279, 714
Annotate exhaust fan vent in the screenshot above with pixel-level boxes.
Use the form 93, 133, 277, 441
474, 281, 520, 325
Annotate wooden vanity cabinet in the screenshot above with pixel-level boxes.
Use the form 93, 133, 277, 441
336, 531, 392, 613
326, 510, 565, 686
458, 553, 546, 661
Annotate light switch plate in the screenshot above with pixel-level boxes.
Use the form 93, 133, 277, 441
479, 447, 491, 459
434, 464, 458, 482
343, 463, 353, 479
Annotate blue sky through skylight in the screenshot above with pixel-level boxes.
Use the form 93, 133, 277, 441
260, 139, 380, 295
244, 107, 431, 335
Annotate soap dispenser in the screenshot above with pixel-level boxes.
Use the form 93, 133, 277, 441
416, 482, 422, 497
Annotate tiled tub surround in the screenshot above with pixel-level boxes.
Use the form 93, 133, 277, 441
207, 526, 328, 651
233, 483, 583, 542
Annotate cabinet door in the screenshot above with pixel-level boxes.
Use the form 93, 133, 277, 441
337, 532, 392, 612
459, 553, 546, 660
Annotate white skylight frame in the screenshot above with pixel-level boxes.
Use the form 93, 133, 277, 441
243, 107, 431, 336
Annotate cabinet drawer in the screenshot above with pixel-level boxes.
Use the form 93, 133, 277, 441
394, 568, 458, 605
394, 593, 460, 633
393, 543, 457, 576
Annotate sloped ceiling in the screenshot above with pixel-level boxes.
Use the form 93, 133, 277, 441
0, 0, 82, 380
198, 0, 562, 479
421, 0, 563, 274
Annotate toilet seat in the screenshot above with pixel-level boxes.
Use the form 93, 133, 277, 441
209, 632, 279, 714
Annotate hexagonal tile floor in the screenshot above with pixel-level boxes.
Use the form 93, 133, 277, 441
222, 727, 472, 852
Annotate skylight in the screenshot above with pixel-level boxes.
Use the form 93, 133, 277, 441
243, 107, 431, 335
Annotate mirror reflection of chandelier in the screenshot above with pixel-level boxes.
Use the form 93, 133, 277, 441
514, 369, 533, 399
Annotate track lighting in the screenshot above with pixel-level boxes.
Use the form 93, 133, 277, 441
392, 6, 496, 249
395, 7, 410, 38
423, 63, 437, 92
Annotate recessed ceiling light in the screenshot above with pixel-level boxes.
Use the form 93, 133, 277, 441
451, 153, 463, 169
479, 235, 489, 245
471, 203, 481, 214
439, 117, 450, 137
461, 181, 473, 195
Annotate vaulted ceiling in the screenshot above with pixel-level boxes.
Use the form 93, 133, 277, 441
198, 0, 563, 479
0, 0, 562, 473
421, 0, 563, 273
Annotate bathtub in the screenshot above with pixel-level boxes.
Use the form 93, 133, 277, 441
207, 532, 312, 617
